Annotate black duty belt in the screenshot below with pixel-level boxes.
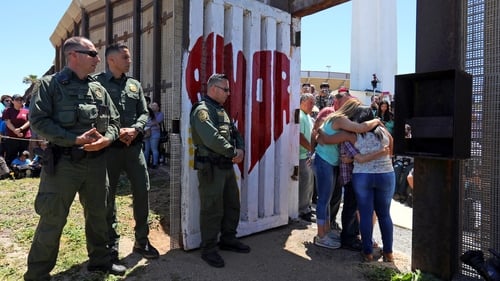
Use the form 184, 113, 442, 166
57, 146, 103, 159
110, 139, 142, 148
195, 155, 233, 169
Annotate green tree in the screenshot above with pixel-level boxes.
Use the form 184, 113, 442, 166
22, 74, 40, 97
23, 74, 38, 86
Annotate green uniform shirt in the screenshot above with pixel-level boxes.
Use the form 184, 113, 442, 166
29, 67, 120, 146
95, 70, 151, 248
94, 72, 148, 130
190, 96, 244, 159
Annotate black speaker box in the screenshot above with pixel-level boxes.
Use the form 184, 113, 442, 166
394, 69, 472, 159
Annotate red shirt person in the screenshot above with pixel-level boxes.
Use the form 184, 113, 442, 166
2, 94, 31, 164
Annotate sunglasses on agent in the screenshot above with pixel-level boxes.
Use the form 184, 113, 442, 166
214, 85, 230, 93
74, 50, 99, 57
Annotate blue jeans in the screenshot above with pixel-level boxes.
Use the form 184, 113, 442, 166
352, 172, 395, 255
313, 155, 338, 226
144, 136, 160, 166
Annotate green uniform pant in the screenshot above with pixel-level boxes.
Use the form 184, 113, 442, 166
106, 143, 150, 249
197, 165, 241, 254
24, 153, 110, 280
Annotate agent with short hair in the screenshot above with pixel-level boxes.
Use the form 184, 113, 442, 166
24, 36, 125, 279
95, 43, 159, 262
190, 73, 249, 268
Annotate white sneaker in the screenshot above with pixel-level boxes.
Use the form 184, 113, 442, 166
314, 235, 341, 249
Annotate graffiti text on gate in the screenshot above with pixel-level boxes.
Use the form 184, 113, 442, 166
186, 33, 290, 173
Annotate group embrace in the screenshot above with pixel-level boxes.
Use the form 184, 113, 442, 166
299, 91, 396, 263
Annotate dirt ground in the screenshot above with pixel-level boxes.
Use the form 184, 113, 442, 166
107, 166, 412, 281
112, 219, 411, 281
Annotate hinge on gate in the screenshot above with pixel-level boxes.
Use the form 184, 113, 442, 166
171, 119, 180, 134
292, 31, 301, 47
291, 165, 299, 181
294, 109, 300, 124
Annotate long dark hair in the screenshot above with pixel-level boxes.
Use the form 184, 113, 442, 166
354, 106, 384, 140
147, 107, 155, 120
377, 100, 394, 122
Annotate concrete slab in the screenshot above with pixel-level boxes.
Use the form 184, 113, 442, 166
390, 199, 413, 230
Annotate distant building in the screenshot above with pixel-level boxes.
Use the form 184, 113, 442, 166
300, 70, 350, 94
300, 70, 392, 106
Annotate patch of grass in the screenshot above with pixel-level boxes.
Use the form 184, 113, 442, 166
0, 267, 17, 281
0, 172, 165, 280
361, 264, 443, 281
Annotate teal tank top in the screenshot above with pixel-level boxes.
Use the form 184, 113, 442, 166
315, 119, 339, 166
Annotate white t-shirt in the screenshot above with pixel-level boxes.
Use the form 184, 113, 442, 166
353, 131, 393, 174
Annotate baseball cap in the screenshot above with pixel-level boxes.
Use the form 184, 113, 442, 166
338, 86, 348, 93
12, 94, 24, 100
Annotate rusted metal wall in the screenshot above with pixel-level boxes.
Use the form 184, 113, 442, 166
411, 1, 465, 279
87, 5, 106, 74
139, 0, 155, 98
111, 0, 135, 74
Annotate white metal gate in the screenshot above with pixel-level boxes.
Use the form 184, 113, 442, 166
180, 0, 300, 250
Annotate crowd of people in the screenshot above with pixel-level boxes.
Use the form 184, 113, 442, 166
0, 94, 38, 179
298, 81, 399, 263
1, 35, 412, 278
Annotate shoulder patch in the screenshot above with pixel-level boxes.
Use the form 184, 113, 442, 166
197, 110, 209, 122
94, 88, 103, 98
129, 83, 138, 93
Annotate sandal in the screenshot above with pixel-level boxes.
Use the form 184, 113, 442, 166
382, 252, 394, 262
362, 252, 374, 262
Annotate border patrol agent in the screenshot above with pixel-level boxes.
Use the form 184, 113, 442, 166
190, 73, 249, 268
24, 37, 125, 280
95, 43, 159, 261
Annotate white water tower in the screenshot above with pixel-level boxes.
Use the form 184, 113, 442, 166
350, 0, 397, 99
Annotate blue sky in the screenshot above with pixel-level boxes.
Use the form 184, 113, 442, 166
0, 0, 415, 95
0, 1, 72, 95
301, 0, 416, 75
